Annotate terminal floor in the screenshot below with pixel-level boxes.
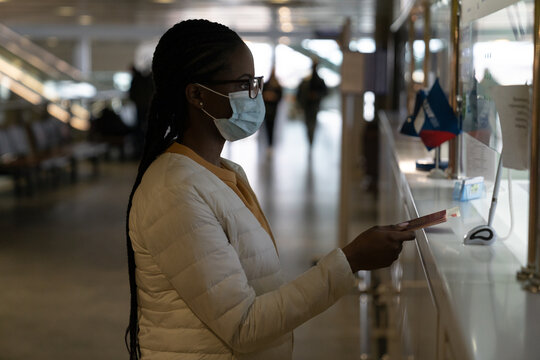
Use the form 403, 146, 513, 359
0, 113, 376, 359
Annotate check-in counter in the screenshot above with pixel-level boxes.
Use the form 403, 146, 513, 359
378, 110, 540, 360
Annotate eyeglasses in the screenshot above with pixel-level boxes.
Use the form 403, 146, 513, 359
203, 75, 264, 99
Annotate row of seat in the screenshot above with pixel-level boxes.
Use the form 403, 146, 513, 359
0, 117, 108, 196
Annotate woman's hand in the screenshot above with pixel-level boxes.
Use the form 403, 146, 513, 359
342, 225, 415, 272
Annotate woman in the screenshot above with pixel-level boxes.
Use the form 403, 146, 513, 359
126, 20, 414, 360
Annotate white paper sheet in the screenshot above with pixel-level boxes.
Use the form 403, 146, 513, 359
492, 85, 530, 170
461, 0, 520, 23
463, 133, 498, 182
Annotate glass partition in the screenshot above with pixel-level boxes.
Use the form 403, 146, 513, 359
460, 0, 534, 153
459, 0, 534, 266
430, 0, 452, 93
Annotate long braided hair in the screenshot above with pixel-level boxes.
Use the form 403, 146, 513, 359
125, 20, 244, 359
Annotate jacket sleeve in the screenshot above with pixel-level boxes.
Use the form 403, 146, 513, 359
137, 185, 355, 354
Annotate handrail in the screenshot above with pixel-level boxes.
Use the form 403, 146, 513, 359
448, 0, 461, 179
0, 22, 82, 80
390, 0, 418, 33
0, 23, 101, 131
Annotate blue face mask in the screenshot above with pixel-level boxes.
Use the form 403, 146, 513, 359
197, 84, 266, 142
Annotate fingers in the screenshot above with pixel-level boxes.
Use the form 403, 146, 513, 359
388, 239, 403, 253
389, 223, 409, 231
377, 223, 411, 232
396, 222, 409, 229
372, 225, 416, 242
375, 224, 399, 231
382, 247, 402, 267
389, 230, 416, 242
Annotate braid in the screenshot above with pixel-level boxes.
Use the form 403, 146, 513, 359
125, 19, 244, 359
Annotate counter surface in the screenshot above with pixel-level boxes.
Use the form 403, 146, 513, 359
379, 111, 540, 360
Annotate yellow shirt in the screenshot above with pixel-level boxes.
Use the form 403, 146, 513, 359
166, 142, 277, 252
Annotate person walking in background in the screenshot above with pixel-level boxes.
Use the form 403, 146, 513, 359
296, 59, 328, 149
125, 19, 415, 360
262, 67, 282, 154
128, 64, 154, 158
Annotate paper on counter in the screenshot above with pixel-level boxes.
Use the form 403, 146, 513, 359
492, 85, 531, 170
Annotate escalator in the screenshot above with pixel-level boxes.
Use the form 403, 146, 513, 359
288, 43, 340, 74
0, 22, 96, 131
0, 23, 125, 195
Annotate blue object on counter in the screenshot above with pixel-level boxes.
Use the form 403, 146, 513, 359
453, 176, 485, 201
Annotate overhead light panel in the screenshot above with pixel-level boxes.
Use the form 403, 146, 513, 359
71, 116, 90, 131
0, 74, 41, 105
71, 103, 90, 121
153, 0, 175, 3
47, 103, 71, 123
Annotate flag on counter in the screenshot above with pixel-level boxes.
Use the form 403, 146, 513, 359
418, 79, 460, 150
400, 89, 426, 137
400, 79, 460, 150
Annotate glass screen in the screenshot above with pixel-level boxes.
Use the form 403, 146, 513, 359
460, 0, 534, 152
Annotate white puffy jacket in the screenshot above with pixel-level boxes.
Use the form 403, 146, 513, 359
129, 152, 355, 359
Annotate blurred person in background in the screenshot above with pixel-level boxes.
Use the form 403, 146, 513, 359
262, 67, 282, 154
125, 19, 415, 360
129, 64, 154, 158
296, 60, 328, 149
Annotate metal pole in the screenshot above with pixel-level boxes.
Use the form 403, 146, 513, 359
533, 0, 540, 285
520, 0, 540, 292
424, 1, 440, 173
423, 0, 430, 88
448, 0, 461, 179
338, 94, 355, 248
407, 16, 415, 114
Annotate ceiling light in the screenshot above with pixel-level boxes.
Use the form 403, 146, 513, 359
153, 0, 175, 3
78, 15, 93, 26
0, 74, 41, 105
278, 7, 291, 17
278, 36, 290, 45
57, 6, 75, 16
71, 116, 90, 131
71, 103, 90, 121
47, 103, 71, 123
280, 15, 291, 23
270, 0, 289, 4
281, 22, 294, 33
0, 0, 11, 3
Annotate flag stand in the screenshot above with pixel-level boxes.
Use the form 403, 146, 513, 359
428, 147, 447, 179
